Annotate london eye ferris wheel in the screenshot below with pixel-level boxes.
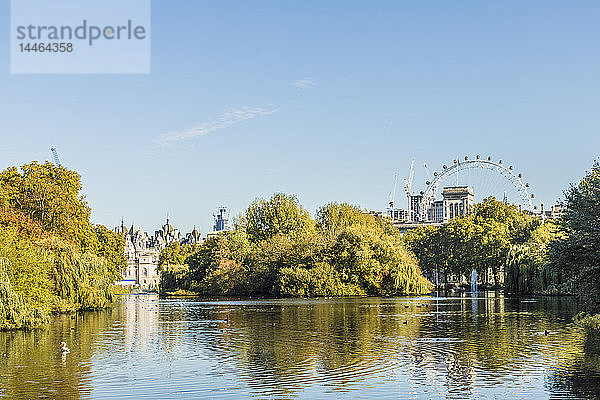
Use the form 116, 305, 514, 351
405, 155, 536, 222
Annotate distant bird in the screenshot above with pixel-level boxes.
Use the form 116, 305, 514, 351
544, 330, 549, 336
403, 321, 408, 325
404, 305, 409, 308
60, 342, 70, 353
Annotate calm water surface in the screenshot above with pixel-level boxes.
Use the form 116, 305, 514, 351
1, 294, 600, 399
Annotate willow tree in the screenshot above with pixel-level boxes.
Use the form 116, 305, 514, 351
548, 161, 600, 311
505, 221, 559, 295
0, 162, 125, 329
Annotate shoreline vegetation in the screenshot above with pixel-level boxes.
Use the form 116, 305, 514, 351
0, 162, 125, 330
157, 161, 600, 335
158, 194, 433, 298
2, 160, 600, 333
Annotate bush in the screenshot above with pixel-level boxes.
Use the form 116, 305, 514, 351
159, 264, 191, 294
276, 262, 362, 297
200, 259, 250, 296
575, 312, 600, 333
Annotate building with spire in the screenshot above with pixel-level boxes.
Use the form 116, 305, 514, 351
114, 217, 195, 289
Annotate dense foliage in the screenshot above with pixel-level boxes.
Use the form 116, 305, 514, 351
404, 160, 600, 304
504, 221, 563, 295
160, 194, 432, 297
0, 162, 125, 330
404, 198, 550, 290
548, 162, 600, 311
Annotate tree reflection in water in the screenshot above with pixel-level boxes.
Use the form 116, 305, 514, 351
1, 294, 600, 399
0, 308, 119, 399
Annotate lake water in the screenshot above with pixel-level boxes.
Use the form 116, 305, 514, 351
1, 294, 600, 399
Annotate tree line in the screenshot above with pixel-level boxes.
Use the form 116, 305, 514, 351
404, 160, 600, 314
160, 160, 600, 317
159, 193, 433, 297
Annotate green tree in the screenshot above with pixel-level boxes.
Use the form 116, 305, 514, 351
93, 224, 126, 275
330, 224, 431, 295
158, 242, 200, 269
405, 198, 541, 288
548, 161, 600, 311
505, 221, 559, 294
316, 202, 381, 237
242, 193, 315, 242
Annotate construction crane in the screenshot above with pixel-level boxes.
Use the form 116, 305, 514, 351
50, 148, 61, 166
388, 173, 398, 210
403, 160, 415, 217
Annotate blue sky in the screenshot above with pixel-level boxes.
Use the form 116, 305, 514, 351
1, 1, 599, 233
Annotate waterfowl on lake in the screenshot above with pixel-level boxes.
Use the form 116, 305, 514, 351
60, 342, 70, 353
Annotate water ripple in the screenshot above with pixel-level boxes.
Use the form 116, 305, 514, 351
1, 295, 600, 399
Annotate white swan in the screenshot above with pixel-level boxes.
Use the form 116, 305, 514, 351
60, 342, 70, 353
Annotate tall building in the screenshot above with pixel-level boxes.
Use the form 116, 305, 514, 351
538, 203, 566, 220
213, 207, 230, 232
428, 200, 444, 222
442, 186, 474, 223
409, 194, 423, 222
388, 207, 409, 222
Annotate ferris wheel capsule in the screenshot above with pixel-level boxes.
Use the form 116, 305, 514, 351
465, 156, 469, 160
476, 155, 480, 159
487, 156, 492, 161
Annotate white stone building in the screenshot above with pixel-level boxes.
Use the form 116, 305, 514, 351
441, 186, 474, 223
114, 218, 187, 289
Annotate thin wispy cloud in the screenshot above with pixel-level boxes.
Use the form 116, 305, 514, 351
292, 78, 315, 90
155, 106, 278, 146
